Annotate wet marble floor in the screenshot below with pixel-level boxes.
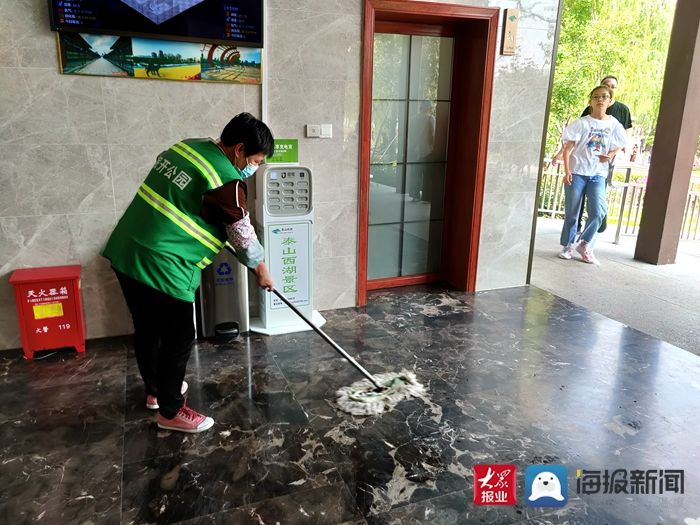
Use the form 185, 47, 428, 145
0, 285, 698, 524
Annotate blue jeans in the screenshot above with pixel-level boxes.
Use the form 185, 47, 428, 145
560, 174, 608, 246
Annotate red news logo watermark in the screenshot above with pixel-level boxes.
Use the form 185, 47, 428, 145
473, 464, 517, 505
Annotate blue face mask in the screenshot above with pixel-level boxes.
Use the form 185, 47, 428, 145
240, 162, 258, 179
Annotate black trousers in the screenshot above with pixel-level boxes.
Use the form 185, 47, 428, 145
115, 270, 194, 419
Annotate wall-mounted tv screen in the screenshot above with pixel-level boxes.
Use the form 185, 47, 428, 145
48, 0, 263, 47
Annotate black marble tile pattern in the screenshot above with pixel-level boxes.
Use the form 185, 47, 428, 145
0, 286, 698, 524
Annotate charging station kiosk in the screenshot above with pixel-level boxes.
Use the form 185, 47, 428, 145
249, 165, 325, 335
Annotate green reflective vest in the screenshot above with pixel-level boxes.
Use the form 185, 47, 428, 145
102, 138, 242, 302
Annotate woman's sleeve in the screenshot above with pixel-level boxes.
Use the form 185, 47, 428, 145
562, 119, 582, 142
201, 181, 265, 269
225, 216, 264, 268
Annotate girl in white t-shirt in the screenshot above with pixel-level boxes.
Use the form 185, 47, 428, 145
559, 85, 627, 265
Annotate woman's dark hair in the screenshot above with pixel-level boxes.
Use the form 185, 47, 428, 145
220, 112, 274, 157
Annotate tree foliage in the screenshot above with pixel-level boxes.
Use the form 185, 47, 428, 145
546, 0, 676, 156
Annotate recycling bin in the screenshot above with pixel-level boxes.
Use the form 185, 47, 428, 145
195, 249, 249, 341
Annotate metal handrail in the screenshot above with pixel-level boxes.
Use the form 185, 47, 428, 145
538, 166, 700, 243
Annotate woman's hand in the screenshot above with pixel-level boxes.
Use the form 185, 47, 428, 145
564, 172, 573, 186
254, 262, 274, 291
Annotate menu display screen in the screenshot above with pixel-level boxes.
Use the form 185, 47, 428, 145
48, 0, 263, 46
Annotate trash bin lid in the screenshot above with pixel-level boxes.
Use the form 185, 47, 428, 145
215, 322, 240, 340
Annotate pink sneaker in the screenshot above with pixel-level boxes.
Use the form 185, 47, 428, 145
146, 381, 189, 410
157, 404, 214, 433
576, 242, 600, 265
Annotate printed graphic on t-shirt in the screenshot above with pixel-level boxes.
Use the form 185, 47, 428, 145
586, 128, 610, 153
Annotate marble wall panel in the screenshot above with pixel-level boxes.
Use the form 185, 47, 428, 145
484, 140, 542, 195
476, 191, 539, 290
267, 8, 361, 82
0, 0, 58, 68
267, 0, 361, 15
313, 201, 358, 259
0, 2, 21, 67
0, 145, 113, 217
244, 85, 262, 115
267, 79, 349, 140
103, 79, 250, 145
314, 256, 357, 310
488, 84, 550, 143
0, 70, 107, 145
301, 141, 359, 204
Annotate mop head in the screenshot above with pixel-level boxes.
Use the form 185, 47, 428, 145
336, 370, 426, 416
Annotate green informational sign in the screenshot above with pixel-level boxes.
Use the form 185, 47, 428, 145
268, 139, 299, 164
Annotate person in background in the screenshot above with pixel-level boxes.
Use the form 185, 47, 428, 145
408, 100, 436, 202
554, 75, 633, 233
102, 112, 275, 433
558, 85, 627, 265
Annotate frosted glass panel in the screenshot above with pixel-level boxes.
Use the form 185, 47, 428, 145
406, 101, 450, 163
372, 33, 409, 100
370, 164, 405, 225
401, 221, 443, 275
409, 36, 453, 101
368, 224, 402, 279
371, 101, 406, 164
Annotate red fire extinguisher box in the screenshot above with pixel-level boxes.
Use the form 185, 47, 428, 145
9, 265, 86, 360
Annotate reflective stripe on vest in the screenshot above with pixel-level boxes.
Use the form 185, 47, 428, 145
136, 183, 224, 253
196, 256, 213, 269
171, 142, 223, 188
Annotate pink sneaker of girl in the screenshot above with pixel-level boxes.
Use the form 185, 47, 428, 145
576, 242, 600, 265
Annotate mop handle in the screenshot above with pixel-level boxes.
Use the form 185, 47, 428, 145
269, 288, 383, 389
224, 245, 383, 389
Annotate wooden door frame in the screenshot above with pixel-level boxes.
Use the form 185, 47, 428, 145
357, 0, 498, 306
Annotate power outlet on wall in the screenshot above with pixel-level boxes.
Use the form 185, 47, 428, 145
306, 124, 332, 138
306, 124, 321, 138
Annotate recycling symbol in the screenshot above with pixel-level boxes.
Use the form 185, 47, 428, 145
216, 262, 232, 276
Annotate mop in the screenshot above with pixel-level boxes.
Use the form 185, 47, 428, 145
225, 245, 426, 415
270, 286, 426, 416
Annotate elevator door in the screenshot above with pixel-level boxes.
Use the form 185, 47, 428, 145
368, 32, 453, 283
